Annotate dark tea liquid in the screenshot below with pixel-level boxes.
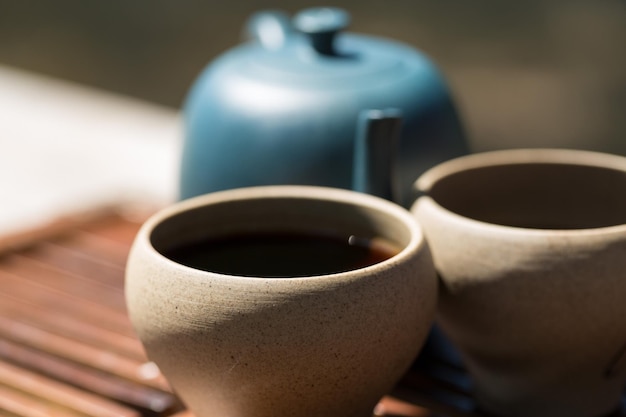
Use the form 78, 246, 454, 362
165, 232, 401, 278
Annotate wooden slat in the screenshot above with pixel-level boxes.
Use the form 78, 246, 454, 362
17, 242, 126, 288
78, 216, 143, 246
0, 359, 140, 417
375, 396, 433, 417
0, 316, 169, 392
0, 208, 120, 256
0, 269, 135, 337
0, 410, 22, 417
0, 294, 145, 361
53, 231, 132, 267
0, 339, 179, 414
1, 254, 126, 311
0, 383, 84, 417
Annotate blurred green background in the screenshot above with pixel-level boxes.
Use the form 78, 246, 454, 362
1, 0, 625, 153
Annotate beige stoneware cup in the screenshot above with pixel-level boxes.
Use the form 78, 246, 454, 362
412, 148, 626, 417
125, 185, 437, 417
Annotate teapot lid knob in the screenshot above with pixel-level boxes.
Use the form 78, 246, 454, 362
245, 11, 292, 50
293, 7, 350, 56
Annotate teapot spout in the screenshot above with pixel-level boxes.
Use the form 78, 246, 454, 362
352, 109, 402, 203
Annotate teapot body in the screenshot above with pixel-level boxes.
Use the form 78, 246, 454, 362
180, 27, 468, 207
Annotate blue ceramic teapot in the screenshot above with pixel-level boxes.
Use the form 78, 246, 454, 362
180, 8, 469, 207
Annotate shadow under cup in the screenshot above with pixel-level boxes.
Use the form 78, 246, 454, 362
412, 149, 626, 417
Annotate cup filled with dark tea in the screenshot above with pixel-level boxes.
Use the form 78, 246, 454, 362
125, 185, 437, 417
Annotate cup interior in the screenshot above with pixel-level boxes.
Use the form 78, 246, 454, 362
426, 161, 626, 229
148, 189, 414, 277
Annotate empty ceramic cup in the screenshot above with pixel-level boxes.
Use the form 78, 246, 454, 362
126, 185, 437, 417
411, 148, 626, 417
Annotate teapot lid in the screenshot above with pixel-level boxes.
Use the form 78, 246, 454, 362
232, 8, 428, 88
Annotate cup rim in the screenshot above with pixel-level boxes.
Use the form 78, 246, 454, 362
413, 148, 626, 235
136, 185, 427, 280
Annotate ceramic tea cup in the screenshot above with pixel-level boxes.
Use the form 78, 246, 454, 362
411, 148, 626, 417
126, 185, 437, 417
